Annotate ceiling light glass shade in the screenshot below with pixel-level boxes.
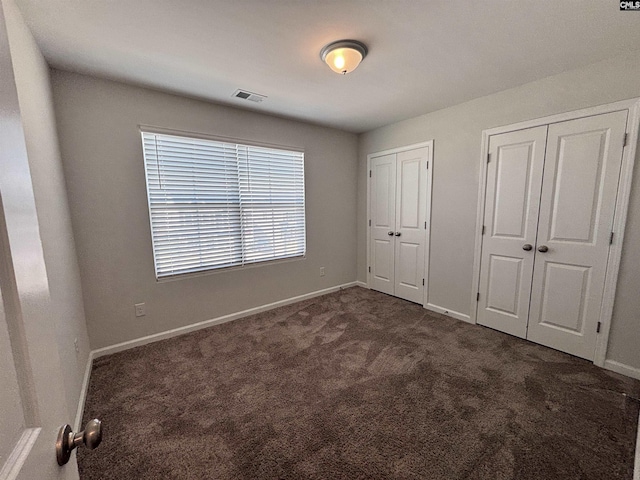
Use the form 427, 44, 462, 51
320, 40, 368, 75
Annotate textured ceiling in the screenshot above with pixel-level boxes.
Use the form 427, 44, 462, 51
15, 0, 640, 132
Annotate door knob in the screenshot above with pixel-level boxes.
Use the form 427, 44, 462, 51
522, 244, 533, 251
537, 245, 549, 253
387, 231, 394, 236
394, 232, 401, 236
56, 419, 103, 466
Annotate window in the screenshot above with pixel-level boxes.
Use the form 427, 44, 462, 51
141, 131, 306, 279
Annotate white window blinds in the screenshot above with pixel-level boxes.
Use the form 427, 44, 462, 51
142, 131, 306, 278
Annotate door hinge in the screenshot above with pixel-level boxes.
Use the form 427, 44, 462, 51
369, 219, 371, 227
482, 225, 486, 235
596, 321, 602, 333
424, 221, 427, 229
369, 170, 372, 178
368, 266, 371, 273
426, 161, 429, 169
422, 279, 425, 286
487, 153, 491, 163
610, 231, 614, 245
476, 292, 480, 302
623, 133, 628, 147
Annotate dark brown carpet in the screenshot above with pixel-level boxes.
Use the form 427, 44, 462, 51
79, 286, 640, 479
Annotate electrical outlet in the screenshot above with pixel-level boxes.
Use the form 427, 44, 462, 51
135, 303, 146, 317
74, 337, 79, 354
320, 267, 325, 277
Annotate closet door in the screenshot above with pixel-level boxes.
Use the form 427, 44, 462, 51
370, 154, 396, 295
394, 148, 427, 304
477, 126, 547, 337
527, 111, 627, 360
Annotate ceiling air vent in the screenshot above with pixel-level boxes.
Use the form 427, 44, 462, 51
232, 89, 267, 103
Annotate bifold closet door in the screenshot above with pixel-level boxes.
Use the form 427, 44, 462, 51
478, 110, 628, 360
477, 126, 548, 337
370, 148, 427, 304
526, 110, 627, 360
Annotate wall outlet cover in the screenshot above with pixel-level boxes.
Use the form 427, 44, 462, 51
135, 303, 146, 317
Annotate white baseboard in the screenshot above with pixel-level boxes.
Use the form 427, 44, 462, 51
424, 303, 472, 324
92, 282, 360, 359
604, 359, 640, 381
354, 280, 368, 288
74, 351, 95, 431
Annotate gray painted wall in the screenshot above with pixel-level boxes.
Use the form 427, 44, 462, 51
357, 51, 640, 370
51, 71, 358, 350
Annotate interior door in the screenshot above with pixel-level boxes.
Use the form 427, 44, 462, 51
394, 147, 428, 304
0, 229, 79, 480
527, 111, 628, 360
477, 126, 547, 337
370, 154, 396, 295
0, 163, 80, 480
0, 5, 79, 474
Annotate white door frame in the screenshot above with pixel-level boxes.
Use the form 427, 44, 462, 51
366, 140, 434, 306
470, 98, 640, 368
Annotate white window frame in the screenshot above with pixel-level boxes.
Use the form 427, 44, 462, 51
140, 127, 306, 280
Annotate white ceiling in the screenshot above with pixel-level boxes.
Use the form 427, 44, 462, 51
14, 0, 640, 133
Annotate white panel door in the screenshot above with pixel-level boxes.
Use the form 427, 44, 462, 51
394, 148, 428, 304
0, 212, 78, 480
527, 111, 628, 360
477, 126, 547, 337
370, 154, 396, 295
0, 6, 80, 474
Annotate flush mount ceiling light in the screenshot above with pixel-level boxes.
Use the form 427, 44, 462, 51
320, 40, 368, 75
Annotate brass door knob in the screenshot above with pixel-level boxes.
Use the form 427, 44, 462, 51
56, 419, 103, 466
